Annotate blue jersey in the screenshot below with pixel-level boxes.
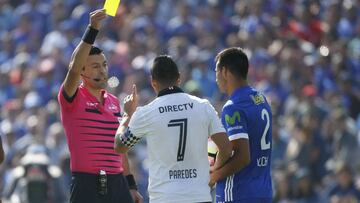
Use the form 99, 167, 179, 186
216, 86, 272, 202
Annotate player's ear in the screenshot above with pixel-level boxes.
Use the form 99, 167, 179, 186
151, 78, 157, 91
221, 66, 228, 79
176, 77, 181, 86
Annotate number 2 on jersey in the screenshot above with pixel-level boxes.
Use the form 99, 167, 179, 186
168, 119, 188, 161
261, 109, 271, 150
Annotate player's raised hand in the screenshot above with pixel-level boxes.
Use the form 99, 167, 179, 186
123, 84, 138, 117
89, 9, 107, 30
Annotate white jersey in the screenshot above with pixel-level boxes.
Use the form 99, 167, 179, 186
128, 88, 225, 203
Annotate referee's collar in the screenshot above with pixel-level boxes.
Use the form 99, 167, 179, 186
157, 86, 184, 97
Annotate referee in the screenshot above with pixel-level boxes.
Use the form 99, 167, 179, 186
114, 55, 232, 203
58, 9, 142, 203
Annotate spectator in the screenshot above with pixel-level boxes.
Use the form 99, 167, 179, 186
291, 168, 323, 203
328, 163, 360, 203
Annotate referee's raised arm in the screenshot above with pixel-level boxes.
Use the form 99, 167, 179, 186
63, 9, 106, 97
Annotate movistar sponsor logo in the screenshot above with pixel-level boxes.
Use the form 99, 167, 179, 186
227, 126, 243, 132
225, 111, 240, 125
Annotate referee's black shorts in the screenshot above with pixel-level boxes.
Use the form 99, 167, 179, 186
70, 172, 134, 203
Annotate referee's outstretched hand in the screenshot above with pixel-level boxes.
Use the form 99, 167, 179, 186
123, 84, 138, 117
89, 9, 107, 30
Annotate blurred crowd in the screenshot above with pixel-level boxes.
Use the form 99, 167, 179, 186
0, 0, 359, 202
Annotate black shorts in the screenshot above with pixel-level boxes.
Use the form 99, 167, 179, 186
70, 172, 134, 203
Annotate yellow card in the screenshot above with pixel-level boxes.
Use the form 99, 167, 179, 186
103, 0, 121, 16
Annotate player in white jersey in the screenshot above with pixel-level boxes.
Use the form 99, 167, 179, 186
114, 55, 232, 203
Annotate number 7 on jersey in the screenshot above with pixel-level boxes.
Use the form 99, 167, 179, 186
168, 119, 188, 161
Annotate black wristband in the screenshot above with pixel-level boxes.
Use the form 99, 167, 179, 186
126, 174, 138, 190
82, 26, 99, 44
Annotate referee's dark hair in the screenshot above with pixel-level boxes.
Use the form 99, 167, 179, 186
89, 46, 103, 56
215, 47, 249, 80
151, 55, 180, 86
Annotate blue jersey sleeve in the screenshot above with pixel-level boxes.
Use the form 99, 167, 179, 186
221, 104, 249, 141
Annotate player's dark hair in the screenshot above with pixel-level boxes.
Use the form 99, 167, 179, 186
215, 47, 249, 80
151, 55, 180, 86
89, 46, 103, 56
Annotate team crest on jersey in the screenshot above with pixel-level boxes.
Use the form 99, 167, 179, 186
250, 93, 265, 105
108, 103, 118, 111
225, 111, 240, 125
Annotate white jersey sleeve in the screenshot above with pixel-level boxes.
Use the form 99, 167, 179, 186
128, 107, 150, 138
204, 100, 226, 136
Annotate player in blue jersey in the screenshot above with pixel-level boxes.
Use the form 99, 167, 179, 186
210, 47, 273, 203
